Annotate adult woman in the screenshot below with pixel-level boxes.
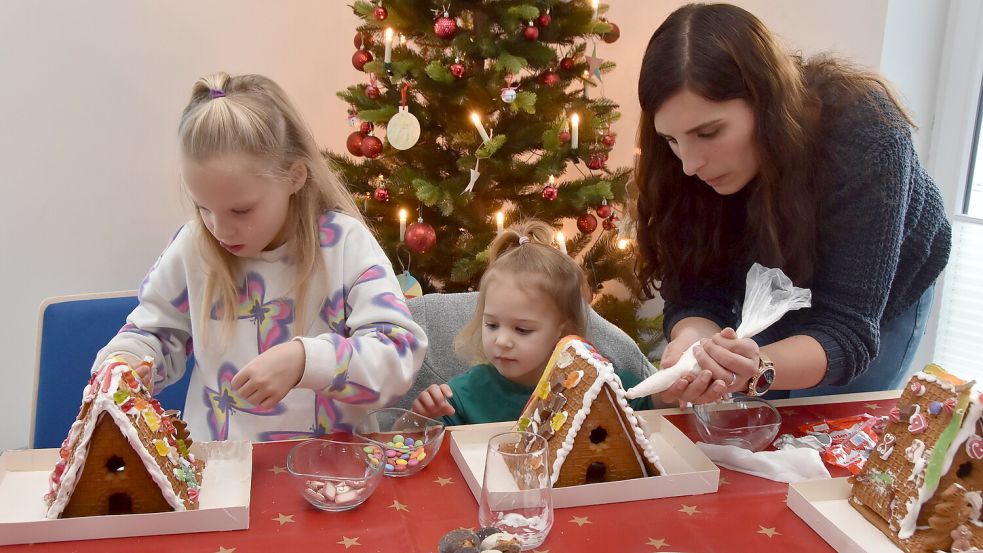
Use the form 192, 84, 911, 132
633, 3, 950, 404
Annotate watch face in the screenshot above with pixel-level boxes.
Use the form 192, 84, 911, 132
752, 367, 776, 396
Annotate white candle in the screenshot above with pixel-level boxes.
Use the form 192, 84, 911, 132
398, 208, 407, 241
617, 238, 629, 250
570, 113, 580, 150
471, 112, 491, 143
399, 34, 406, 46
556, 231, 567, 255
384, 28, 394, 63
496, 211, 505, 234
549, 175, 555, 186
592, 0, 599, 20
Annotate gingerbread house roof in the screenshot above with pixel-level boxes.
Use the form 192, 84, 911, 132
515, 336, 663, 487
851, 364, 983, 551
44, 356, 203, 518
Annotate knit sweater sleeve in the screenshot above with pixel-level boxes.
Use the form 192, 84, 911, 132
94, 225, 193, 390
295, 214, 428, 410
662, 287, 739, 341
796, 96, 917, 386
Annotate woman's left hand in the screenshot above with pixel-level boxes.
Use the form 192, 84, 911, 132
232, 340, 306, 409
663, 328, 760, 405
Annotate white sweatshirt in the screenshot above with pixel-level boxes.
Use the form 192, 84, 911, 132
97, 211, 427, 442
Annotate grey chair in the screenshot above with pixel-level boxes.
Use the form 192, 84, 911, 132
395, 292, 666, 410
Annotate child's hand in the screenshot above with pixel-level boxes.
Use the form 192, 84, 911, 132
411, 384, 455, 419
232, 341, 306, 410
115, 352, 154, 393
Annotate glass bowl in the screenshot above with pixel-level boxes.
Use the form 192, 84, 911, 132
353, 408, 445, 477
693, 395, 782, 452
286, 438, 384, 511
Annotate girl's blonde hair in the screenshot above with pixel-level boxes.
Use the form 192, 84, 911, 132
178, 72, 364, 338
454, 219, 589, 364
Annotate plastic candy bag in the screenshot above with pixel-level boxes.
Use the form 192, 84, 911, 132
625, 263, 812, 399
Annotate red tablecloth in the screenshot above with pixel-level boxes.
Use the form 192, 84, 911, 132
9, 397, 897, 553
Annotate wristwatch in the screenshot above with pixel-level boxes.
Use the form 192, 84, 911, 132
745, 351, 775, 396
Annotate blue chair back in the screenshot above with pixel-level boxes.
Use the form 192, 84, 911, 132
32, 292, 192, 448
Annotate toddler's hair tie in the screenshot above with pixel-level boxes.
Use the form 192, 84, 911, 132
518, 236, 530, 245
209, 89, 226, 99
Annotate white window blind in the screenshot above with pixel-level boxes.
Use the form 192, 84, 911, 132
935, 219, 983, 379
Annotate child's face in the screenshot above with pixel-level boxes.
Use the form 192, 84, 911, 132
481, 273, 567, 387
182, 154, 304, 258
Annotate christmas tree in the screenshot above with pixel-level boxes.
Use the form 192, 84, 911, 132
327, 0, 662, 352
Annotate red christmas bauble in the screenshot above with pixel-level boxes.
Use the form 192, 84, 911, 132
365, 85, 381, 99
602, 21, 620, 43
537, 11, 552, 27
360, 121, 374, 134
602, 215, 619, 231
373, 6, 388, 21
354, 32, 371, 49
602, 132, 616, 146
404, 222, 437, 254
587, 153, 607, 170
346, 131, 365, 156
352, 50, 373, 72
596, 203, 612, 219
361, 135, 383, 158
450, 62, 465, 79
559, 130, 571, 144
542, 184, 558, 201
373, 186, 390, 202
577, 213, 598, 234
539, 71, 560, 87
435, 15, 458, 39
560, 56, 576, 71
523, 23, 539, 42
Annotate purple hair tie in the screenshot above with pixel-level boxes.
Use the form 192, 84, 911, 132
209, 89, 226, 99
518, 236, 530, 245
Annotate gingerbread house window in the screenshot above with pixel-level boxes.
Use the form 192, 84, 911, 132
586, 461, 607, 484
107, 493, 133, 515
105, 455, 126, 474
957, 461, 974, 478
589, 427, 608, 444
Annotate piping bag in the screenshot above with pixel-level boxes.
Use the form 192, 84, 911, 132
625, 263, 812, 399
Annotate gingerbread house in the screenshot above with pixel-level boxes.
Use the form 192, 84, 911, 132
513, 336, 663, 487
44, 355, 204, 518
850, 364, 983, 552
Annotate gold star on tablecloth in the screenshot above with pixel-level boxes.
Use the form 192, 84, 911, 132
216, 548, 236, 553
434, 476, 454, 486
781, 408, 798, 416
532, 549, 550, 553
272, 513, 294, 525
338, 536, 361, 548
646, 537, 668, 549
569, 515, 592, 527
719, 476, 730, 485
268, 465, 286, 475
678, 504, 700, 516
757, 526, 781, 538
864, 403, 881, 410
389, 499, 409, 512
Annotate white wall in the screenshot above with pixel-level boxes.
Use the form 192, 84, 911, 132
0, 0, 948, 452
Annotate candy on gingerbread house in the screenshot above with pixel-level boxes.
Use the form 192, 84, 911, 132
43, 355, 204, 518
850, 364, 983, 552
512, 336, 663, 487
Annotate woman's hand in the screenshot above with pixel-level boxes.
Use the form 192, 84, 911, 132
411, 384, 455, 419
232, 341, 306, 410
660, 328, 760, 405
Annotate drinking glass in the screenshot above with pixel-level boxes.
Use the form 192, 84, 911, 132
477, 431, 553, 550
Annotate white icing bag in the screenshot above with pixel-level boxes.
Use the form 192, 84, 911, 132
625, 263, 811, 399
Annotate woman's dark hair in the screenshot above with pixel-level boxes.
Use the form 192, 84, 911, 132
632, 3, 909, 301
